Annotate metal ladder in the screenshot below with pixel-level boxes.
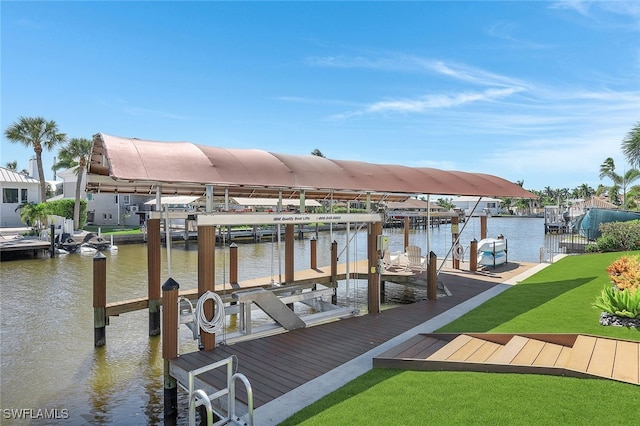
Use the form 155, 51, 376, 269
185, 356, 254, 426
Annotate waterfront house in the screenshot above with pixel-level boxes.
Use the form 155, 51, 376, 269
450, 195, 502, 216
0, 167, 40, 227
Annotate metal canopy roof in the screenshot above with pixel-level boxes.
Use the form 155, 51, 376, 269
87, 133, 536, 202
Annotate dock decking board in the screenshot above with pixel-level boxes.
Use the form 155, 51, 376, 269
170, 272, 497, 408
373, 333, 640, 386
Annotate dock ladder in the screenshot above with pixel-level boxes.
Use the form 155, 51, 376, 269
184, 356, 254, 426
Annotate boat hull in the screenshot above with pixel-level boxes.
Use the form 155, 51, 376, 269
478, 251, 507, 266
477, 238, 506, 253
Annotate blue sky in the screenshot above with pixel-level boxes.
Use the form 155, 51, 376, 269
2, 1, 639, 193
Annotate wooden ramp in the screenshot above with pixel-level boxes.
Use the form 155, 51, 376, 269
373, 333, 640, 385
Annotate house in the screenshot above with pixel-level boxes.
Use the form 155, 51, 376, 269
57, 166, 147, 227
0, 167, 40, 227
450, 196, 502, 216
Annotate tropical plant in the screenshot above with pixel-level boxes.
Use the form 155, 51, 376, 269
593, 285, 640, 319
311, 149, 325, 157
14, 202, 50, 231
4, 160, 29, 175
606, 255, 640, 294
54, 137, 93, 230
4, 116, 66, 202
598, 157, 640, 210
622, 121, 640, 168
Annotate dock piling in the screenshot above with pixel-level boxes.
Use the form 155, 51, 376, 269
148, 218, 161, 336
93, 252, 107, 347
427, 251, 437, 300
470, 239, 478, 272
310, 237, 317, 270
162, 277, 179, 423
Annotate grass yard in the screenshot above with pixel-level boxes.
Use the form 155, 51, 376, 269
280, 251, 640, 425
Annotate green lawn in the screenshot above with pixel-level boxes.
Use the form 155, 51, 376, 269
280, 252, 640, 425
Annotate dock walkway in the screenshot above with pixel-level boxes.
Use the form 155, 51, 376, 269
169, 260, 540, 425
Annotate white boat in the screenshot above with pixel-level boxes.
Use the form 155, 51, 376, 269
478, 250, 507, 267
477, 237, 507, 253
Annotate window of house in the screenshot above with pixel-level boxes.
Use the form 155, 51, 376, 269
3, 188, 18, 203
122, 195, 130, 205
21, 189, 28, 203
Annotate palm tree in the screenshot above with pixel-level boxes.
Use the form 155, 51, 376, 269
4, 161, 28, 175
311, 149, 325, 157
4, 116, 66, 202
599, 157, 640, 209
622, 122, 640, 168
54, 137, 92, 230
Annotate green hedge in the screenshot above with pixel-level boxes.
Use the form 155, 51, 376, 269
587, 220, 640, 252
47, 199, 88, 228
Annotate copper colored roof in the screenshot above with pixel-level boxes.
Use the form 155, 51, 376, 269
87, 133, 536, 202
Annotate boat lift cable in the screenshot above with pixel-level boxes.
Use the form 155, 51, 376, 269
437, 197, 482, 275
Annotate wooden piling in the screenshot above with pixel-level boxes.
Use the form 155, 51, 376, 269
198, 225, 216, 351
230, 243, 238, 286
49, 224, 55, 258
367, 222, 381, 314
480, 215, 487, 240
427, 251, 437, 300
162, 277, 179, 422
93, 252, 107, 347
285, 224, 294, 284
403, 216, 410, 250
470, 239, 478, 272
451, 215, 460, 269
310, 237, 317, 270
147, 218, 161, 336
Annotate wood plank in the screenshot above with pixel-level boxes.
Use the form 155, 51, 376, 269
486, 335, 529, 364
465, 340, 502, 363
612, 341, 639, 384
586, 338, 616, 378
532, 343, 563, 367
564, 335, 597, 372
413, 339, 449, 359
400, 337, 446, 359
446, 337, 486, 361
511, 338, 546, 365
376, 334, 434, 359
555, 346, 572, 368
426, 335, 473, 361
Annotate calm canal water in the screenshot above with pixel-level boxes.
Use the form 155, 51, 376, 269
0, 217, 547, 424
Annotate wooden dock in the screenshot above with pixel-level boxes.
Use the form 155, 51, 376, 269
373, 333, 640, 385
0, 236, 50, 260
168, 262, 535, 413
105, 259, 423, 317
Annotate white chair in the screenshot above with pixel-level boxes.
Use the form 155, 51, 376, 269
381, 249, 402, 271
405, 245, 426, 272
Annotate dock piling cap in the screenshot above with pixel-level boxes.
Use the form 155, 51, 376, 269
162, 277, 180, 291
93, 252, 107, 260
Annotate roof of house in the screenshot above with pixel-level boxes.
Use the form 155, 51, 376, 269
87, 133, 536, 202
0, 167, 39, 184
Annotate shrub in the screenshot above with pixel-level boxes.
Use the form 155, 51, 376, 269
593, 220, 640, 252
606, 255, 640, 294
593, 285, 640, 318
593, 255, 640, 320
46, 199, 88, 228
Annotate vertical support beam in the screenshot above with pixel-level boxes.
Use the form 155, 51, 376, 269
451, 215, 460, 269
49, 224, 55, 258
162, 277, 179, 423
427, 251, 437, 300
470, 239, 478, 272
331, 240, 338, 304
198, 225, 216, 351
285, 224, 294, 284
310, 237, 317, 270
93, 252, 107, 347
403, 216, 410, 250
367, 221, 382, 314
205, 184, 213, 213
229, 243, 238, 286
480, 215, 487, 240
147, 218, 161, 336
